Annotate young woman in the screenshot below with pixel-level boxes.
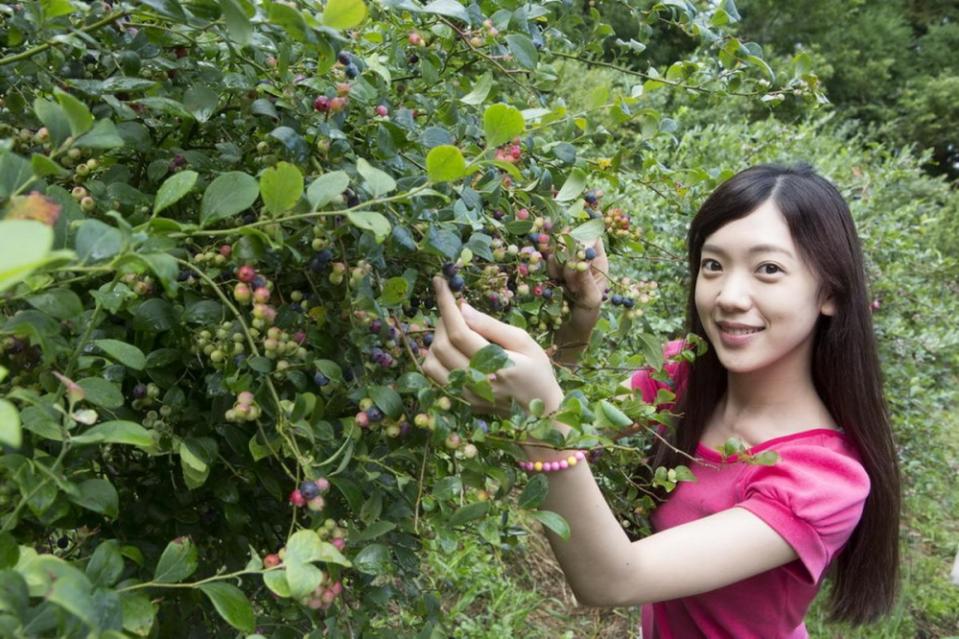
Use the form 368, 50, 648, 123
421, 164, 901, 638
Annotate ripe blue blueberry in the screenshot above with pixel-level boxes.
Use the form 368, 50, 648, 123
423, 333, 434, 346
252, 275, 267, 288
132, 383, 148, 399
337, 51, 351, 65
584, 247, 597, 260
623, 297, 635, 308
314, 372, 330, 387
366, 407, 384, 422
448, 274, 465, 292
442, 262, 458, 278
345, 63, 359, 79
610, 294, 623, 305
300, 481, 320, 500
542, 288, 553, 299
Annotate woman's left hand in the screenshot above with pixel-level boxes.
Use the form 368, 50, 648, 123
422, 276, 564, 417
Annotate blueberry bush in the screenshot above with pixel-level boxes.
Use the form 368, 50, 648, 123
0, 0, 824, 636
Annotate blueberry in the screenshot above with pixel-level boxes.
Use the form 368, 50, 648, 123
448, 274, 465, 292
345, 63, 359, 79
177, 269, 191, 282
252, 275, 267, 288
611, 294, 623, 305
370, 319, 382, 333
337, 51, 351, 65
366, 407, 384, 422
423, 333, 434, 347
542, 288, 553, 299
584, 247, 597, 260
584, 191, 597, 204
475, 419, 489, 433
57, 536, 69, 549
345, 190, 360, 207
132, 383, 148, 399
314, 372, 330, 387
623, 297, 635, 308
317, 248, 333, 262
442, 262, 458, 278
300, 481, 320, 500
309, 255, 328, 272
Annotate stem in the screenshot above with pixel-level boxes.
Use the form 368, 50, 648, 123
117, 565, 281, 593
0, 11, 130, 67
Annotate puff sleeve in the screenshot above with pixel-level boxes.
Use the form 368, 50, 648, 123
735, 443, 870, 585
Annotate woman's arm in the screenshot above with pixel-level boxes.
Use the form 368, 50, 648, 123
423, 278, 798, 607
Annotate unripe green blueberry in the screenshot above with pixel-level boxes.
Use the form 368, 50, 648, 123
80, 196, 95, 212
444, 433, 461, 449
210, 350, 225, 363
462, 443, 478, 458
436, 396, 451, 411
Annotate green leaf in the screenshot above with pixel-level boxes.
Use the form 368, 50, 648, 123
119, 591, 156, 636
422, 0, 468, 21
370, 385, 403, 419
201, 171, 260, 226
94, 339, 146, 370
31, 153, 69, 178
153, 537, 198, 583
41, 0, 74, 20
352, 543, 390, 575
219, 0, 252, 45
307, 171, 350, 210
154, 170, 198, 216
55, 89, 93, 138
75, 219, 124, 263
0, 533, 18, 570
483, 103, 525, 147
531, 510, 570, 541
198, 582, 255, 633
183, 86, 219, 123
0, 152, 33, 200
379, 276, 409, 305
77, 377, 123, 408
0, 400, 22, 450
71, 421, 154, 449
599, 400, 633, 428
569, 218, 605, 243
426, 145, 466, 183
432, 476, 462, 501
139, 0, 186, 19
26, 288, 83, 320
356, 158, 396, 198
469, 344, 513, 374
506, 34, 538, 69
518, 473, 548, 509
449, 501, 490, 526
555, 168, 587, 202
749, 450, 781, 466
262, 569, 290, 597
34, 97, 71, 146
0, 220, 54, 293
47, 573, 96, 627
323, 0, 367, 29
354, 520, 396, 542
460, 72, 493, 105
672, 465, 697, 482
70, 478, 119, 518
75, 119, 125, 148
346, 211, 391, 243
285, 560, 325, 599
260, 162, 304, 214
638, 333, 664, 370
85, 540, 124, 588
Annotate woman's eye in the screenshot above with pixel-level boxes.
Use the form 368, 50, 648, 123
759, 263, 783, 275
701, 259, 721, 272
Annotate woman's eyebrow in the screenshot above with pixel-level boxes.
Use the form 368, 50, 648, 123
701, 243, 795, 259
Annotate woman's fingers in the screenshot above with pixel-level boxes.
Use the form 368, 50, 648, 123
421, 352, 450, 386
432, 276, 489, 356
430, 320, 471, 372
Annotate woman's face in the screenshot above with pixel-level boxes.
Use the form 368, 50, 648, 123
694, 199, 834, 376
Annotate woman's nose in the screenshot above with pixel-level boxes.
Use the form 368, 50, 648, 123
715, 273, 752, 311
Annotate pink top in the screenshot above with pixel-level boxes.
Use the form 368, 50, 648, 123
630, 341, 870, 639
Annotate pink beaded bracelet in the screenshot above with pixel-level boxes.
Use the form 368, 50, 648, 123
519, 450, 586, 473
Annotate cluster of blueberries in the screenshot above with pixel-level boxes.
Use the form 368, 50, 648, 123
442, 262, 465, 292
309, 248, 334, 272
336, 51, 359, 78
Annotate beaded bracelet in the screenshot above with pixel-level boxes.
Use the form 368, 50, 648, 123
518, 450, 586, 473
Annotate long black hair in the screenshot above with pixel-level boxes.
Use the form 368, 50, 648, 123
646, 163, 901, 625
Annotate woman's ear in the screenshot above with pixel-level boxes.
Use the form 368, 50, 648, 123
820, 296, 836, 316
